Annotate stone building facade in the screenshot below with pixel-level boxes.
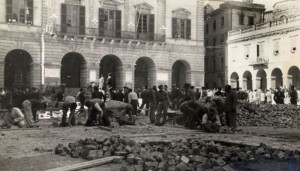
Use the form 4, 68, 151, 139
204, 0, 265, 88
0, 0, 204, 91
227, 0, 300, 91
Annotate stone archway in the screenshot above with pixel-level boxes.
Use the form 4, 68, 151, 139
4, 49, 33, 88
230, 72, 239, 89
134, 57, 156, 90
61, 52, 87, 88
288, 66, 300, 89
99, 55, 123, 90
271, 68, 283, 89
243, 71, 252, 90
256, 69, 267, 91
172, 60, 191, 89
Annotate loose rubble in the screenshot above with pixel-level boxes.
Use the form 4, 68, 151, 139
55, 135, 300, 171
237, 101, 300, 128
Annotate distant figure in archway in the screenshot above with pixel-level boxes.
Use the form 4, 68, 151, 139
289, 86, 298, 106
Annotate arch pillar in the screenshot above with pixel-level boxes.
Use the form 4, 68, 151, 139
252, 76, 256, 90
267, 77, 273, 90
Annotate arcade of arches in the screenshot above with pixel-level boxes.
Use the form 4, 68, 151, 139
230, 66, 300, 91
3, 51, 195, 89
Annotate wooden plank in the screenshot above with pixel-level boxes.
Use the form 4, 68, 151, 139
45, 156, 124, 171
124, 131, 200, 138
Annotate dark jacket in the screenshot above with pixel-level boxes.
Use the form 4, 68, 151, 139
141, 89, 150, 103
274, 91, 284, 104
225, 90, 238, 112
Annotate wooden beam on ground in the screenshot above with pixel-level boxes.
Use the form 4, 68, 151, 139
45, 156, 124, 171
124, 131, 200, 138
0, 127, 42, 131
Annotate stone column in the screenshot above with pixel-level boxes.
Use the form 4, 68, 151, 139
283, 75, 292, 89
256, 77, 261, 90
252, 77, 256, 90
31, 63, 41, 88
267, 76, 273, 90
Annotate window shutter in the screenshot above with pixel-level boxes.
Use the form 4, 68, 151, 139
148, 14, 155, 40
99, 8, 105, 36
172, 18, 177, 38
27, 0, 34, 24
186, 19, 191, 39
6, 0, 13, 22
115, 10, 121, 38
61, 4, 67, 33
79, 6, 85, 35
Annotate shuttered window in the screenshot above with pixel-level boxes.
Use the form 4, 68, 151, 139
172, 18, 191, 39
61, 3, 85, 34
6, 0, 33, 24
98, 8, 122, 38
137, 13, 155, 41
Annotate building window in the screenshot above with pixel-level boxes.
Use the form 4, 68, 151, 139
291, 36, 297, 53
213, 20, 216, 31
273, 40, 279, 55
239, 13, 244, 25
206, 23, 209, 33
61, 3, 85, 34
257, 43, 264, 58
99, 9, 121, 37
220, 34, 224, 43
221, 16, 224, 27
248, 16, 254, 25
213, 38, 216, 46
245, 45, 250, 59
137, 13, 155, 40
6, 0, 34, 24
172, 18, 191, 39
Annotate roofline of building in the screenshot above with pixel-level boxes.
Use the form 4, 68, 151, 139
205, 1, 266, 17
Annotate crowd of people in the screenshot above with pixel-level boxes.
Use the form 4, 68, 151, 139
0, 79, 298, 134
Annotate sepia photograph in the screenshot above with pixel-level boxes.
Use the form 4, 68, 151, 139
0, 0, 299, 170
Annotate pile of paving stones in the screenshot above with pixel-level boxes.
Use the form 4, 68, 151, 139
237, 101, 300, 128
55, 135, 300, 171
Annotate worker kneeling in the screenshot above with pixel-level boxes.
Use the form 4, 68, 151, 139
85, 98, 110, 126
2, 104, 26, 129
202, 108, 221, 133
180, 100, 207, 129
118, 104, 136, 126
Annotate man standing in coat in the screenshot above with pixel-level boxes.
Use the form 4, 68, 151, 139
224, 85, 238, 131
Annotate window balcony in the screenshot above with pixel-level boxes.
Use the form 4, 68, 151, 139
49, 25, 165, 42
249, 57, 269, 67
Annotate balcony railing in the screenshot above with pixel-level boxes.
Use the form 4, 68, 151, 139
228, 15, 300, 37
49, 25, 165, 42
249, 57, 269, 66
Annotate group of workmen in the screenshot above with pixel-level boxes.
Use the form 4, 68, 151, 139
1, 82, 238, 134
